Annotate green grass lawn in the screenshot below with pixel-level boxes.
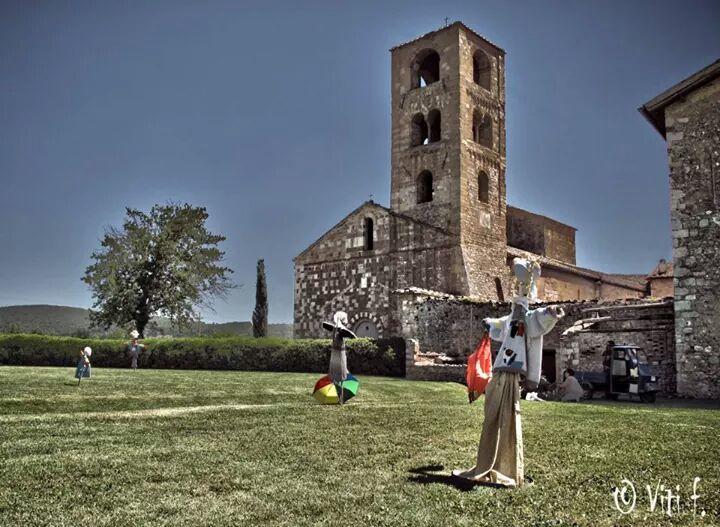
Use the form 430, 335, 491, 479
0, 367, 718, 526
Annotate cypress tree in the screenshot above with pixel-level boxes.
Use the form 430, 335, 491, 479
252, 259, 268, 338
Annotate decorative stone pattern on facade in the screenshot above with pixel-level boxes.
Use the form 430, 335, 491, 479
294, 202, 454, 337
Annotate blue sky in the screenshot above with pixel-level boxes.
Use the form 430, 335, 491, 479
1, 0, 719, 323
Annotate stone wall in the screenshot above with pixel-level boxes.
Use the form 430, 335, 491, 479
390, 25, 463, 234
649, 277, 673, 299
507, 206, 577, 264
557, 302, 676, 395
397, 289, 676, 393
665, 75, 720, 398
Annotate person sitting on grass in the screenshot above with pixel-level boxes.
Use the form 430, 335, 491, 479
557, 368, 584, 402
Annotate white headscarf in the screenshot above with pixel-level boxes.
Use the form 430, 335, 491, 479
83, 346, 92, 357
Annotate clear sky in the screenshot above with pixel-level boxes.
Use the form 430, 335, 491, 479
1, 0, 719, 323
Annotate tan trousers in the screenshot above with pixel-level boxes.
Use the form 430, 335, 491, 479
454, 371, 524, 487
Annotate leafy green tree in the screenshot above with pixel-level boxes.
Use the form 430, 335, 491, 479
252, 259, 268, 338
83, 203, 234, 338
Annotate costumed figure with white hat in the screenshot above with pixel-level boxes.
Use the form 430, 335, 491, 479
452, 257, 565, 487
127, 330, 145, 370
315, 311, 358, 405
75, 346, 92, 382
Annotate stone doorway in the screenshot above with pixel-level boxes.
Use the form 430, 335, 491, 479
542, 349, 556, 383
354, 319, 379, 338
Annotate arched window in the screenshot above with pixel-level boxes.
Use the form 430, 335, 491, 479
478, 171, 489, 203
427, 109, 441, 143
417, 171, 433, 203
472, 110, 493, 149
363, 218, 374, 250
410, 113, 428, 147
473, 50, 492, 90
412, 49, 440, 88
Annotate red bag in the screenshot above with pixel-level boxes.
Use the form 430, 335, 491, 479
466, 333, 492, 403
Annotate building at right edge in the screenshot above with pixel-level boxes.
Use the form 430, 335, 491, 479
640, 58, 720, 398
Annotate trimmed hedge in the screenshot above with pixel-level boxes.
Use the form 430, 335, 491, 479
0, 334, 406, 377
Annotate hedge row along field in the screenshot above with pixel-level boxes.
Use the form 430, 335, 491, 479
0, 334, 406, 377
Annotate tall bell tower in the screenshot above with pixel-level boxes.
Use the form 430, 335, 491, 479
389, 22, 509, 298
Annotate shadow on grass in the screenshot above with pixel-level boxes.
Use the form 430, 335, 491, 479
407, 464, 504, 492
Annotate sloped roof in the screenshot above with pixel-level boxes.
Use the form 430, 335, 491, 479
639, 58, 720, 138
294, 200, 452, 261
390, 21, 505, 54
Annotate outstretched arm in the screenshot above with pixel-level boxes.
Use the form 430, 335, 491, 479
482, 315, 510, 342
526, 305, 565, 338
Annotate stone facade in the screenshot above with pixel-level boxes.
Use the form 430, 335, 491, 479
640, 59, 720, 398
507, 206, 576, 264
295, 22, 652, 339
294, 202, 456, 338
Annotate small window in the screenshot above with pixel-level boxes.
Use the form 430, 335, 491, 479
473, 50, 492, 90
363, 218, 374, 250
417, 171, 433, 203
427, 109, 441, 143
478, 171, 489, 203
472, 110, 493, 149
494, 277, 505, 302
411, 113, 428, 147
412, 49, 440, 88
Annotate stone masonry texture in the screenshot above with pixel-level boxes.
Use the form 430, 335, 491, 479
397, 289, 676, 394
665, 76, 720, 398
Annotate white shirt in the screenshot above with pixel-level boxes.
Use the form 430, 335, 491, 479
560, 375, 584, 401
486, 296, 563, 389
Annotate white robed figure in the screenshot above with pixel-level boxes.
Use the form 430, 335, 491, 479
453, 258, 564, 487
322, 311, 357, 404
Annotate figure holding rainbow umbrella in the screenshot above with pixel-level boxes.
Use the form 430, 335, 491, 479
313, 311, 359, 405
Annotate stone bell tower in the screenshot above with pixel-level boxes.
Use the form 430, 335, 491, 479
389, 22, 509, 298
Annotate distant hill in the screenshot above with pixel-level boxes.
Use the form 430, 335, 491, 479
0, 305, 293, 338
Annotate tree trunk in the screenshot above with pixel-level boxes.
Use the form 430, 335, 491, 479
136, 310, 150, 339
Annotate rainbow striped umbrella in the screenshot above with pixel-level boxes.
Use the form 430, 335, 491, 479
312, 374, 360, 405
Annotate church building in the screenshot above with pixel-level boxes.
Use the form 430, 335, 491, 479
294, 22, 646, 339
